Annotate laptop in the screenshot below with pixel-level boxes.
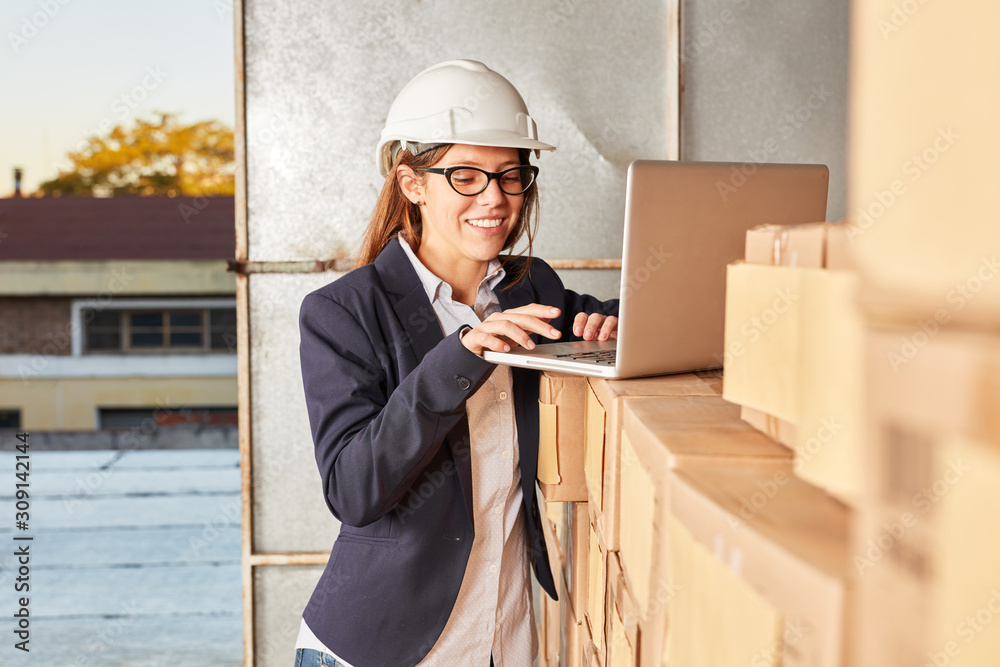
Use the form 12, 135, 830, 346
482, 160, 829, 379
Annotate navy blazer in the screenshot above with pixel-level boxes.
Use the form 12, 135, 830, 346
298, 238, 618, 666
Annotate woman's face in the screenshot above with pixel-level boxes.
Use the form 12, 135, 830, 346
411, 144, 523, 277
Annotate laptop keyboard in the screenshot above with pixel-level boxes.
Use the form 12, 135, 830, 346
553, 349, 617, 365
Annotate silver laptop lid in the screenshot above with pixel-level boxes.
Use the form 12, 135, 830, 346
614, 160, 829, 378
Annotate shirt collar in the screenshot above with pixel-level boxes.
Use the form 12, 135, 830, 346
397, 234, 505, 305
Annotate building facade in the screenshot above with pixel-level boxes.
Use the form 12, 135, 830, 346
0, 196, 237, 431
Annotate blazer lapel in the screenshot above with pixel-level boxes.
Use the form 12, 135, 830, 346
373, 237, 475, 518
374, 238, 443, 364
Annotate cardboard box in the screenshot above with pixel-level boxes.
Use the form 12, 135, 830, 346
587, 522, 608, 656
667, 511, 784, 666
735, 226, 802, 449
542, 588, 560, 667
561, 582, 584, 667
584, 373, 722, 551
850, 0, 1000, 328
745, 222, 827, 267
724, 261, 866, 503
741, 405, 797, 449
693, 368, 724, 395
607, 552, 641, 667
668, 465, 851, 667
853, 330, 1000, 666
565, 501, 589, 626
541, 497, 567, 589
825, 224, 856, 271
539, 372, 591, 501
545, 499, 567, 569
582, 638, 601, 667
607, 598, 635, 667
722, 261, 803, 423
795, 269, 865, 503
619, 397, 795, 667
744, 221, 857, 271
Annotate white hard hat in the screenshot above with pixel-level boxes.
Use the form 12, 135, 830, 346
376, 59, 556, 176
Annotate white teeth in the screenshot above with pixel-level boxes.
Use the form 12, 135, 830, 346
467, 218, 504, 228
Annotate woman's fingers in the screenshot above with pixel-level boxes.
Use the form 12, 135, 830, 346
573, 312, 619, 341
462, 304, 563, 356
484, 310, 562, 341
599, 315, 619, 341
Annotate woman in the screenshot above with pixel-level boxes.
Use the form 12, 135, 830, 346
295, 60, 618, 667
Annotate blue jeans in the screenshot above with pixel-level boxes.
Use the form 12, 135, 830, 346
294, 648, 349, 667
294, 648, 495, 666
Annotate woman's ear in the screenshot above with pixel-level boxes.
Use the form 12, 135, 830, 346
396, 166, 424, 206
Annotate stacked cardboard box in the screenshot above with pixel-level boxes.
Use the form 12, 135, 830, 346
852, 331, 1000, 665
667, 464, 850, 667
617, 396, 795, 666
583, 374, 722, 552
723, 221, 865, 503
846, 1, 1000, 665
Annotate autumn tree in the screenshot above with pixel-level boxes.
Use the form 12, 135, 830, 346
37, 112, 235, 197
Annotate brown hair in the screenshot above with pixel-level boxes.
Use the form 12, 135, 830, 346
355, 145, 539, 288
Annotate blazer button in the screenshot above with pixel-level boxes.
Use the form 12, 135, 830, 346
455, 376, 471, 390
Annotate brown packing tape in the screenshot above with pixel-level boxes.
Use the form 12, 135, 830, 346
565, 502, 590, 626
538, 400, 561, 485
539, 372, 590, 501
539, 495, 564, 594
588, 523, 607, 654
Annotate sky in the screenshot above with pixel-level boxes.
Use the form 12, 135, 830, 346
0, 0, 235, 196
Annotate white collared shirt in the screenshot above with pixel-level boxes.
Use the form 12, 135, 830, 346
400, 236, 536, 667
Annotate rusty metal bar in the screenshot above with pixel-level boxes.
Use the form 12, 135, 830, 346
227, 257, 621, 275
248, 552, 331, 566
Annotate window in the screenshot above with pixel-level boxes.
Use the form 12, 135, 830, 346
0, 410, 21, 429
98, 407, 238, 429
83, 308, 237, 354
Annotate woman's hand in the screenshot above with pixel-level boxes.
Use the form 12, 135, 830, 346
461, 304, 563, 356
573, 312, 618, 341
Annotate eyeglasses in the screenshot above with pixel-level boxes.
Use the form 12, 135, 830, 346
416, 165, 539, 196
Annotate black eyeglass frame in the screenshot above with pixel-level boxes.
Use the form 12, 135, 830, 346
415, 165, 539, 196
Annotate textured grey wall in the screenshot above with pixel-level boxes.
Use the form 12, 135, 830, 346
681, 0, 849, 221
250, 272, 343, 554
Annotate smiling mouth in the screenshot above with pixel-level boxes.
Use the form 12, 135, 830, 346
466, 218, 505, 229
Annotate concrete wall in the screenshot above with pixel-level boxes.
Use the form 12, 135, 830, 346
681, 0, 850, 222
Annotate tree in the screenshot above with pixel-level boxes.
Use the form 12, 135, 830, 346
37, 112, 235, 197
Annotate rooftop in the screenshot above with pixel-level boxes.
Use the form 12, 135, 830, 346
0, 196, 235, 261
